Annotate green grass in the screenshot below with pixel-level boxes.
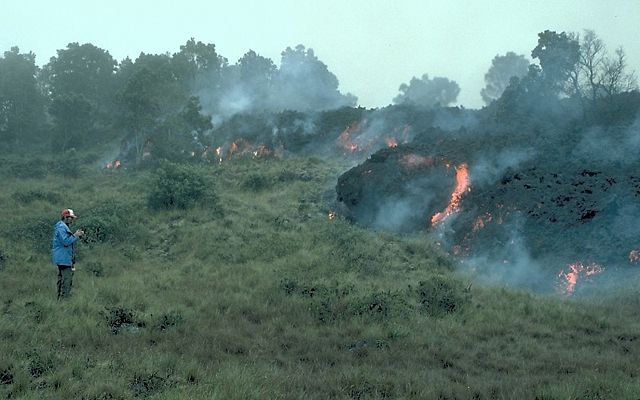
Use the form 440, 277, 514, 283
1, 154, 639, 399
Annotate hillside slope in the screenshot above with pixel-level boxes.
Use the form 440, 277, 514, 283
0, 154, 639, 399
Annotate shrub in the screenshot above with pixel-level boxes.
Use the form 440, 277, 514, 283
241, 172, 272, 191
130, 372, 168, 398
78, 215, 116, 245
7, 157, 49, 179
416, 275, 470, 317
353, 290, 410, 320
156, 311, 184, 331
11, 189, 62, 204
50, 151, 81, 178
0, 248, 6, 270
147, 162, 215, 210
14, 216, 52, 253
0, 367, 13, 385
78, 199, 138, 246
104, 307, 145, 334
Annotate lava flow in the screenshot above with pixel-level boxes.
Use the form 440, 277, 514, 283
556, 262, 605, 295
431, 163, 471, 226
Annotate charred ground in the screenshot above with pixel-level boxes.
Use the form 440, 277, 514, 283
336, 93, 640, 293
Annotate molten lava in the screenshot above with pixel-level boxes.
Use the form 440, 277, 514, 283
557, 262, 604, 295
431, 163, 471, 226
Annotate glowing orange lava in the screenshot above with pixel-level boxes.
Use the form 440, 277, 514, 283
431, 163, 470, 226
557, 262, 604, 295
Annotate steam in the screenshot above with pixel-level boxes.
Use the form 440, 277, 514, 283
195, 46, 357, 122
372, 191, 436, 232
470, 148, 535, 186
572, 116, 640, 165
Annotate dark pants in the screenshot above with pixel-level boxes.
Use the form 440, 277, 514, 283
57, 265, 74, 299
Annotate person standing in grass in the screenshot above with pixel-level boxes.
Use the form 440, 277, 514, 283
51, 208, 84, 299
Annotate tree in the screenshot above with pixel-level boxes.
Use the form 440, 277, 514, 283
600, 47, 637, 97
211, 50, 277, 116
49, 93, 94, 150
481, 52, 530, 105
44, 42, 117, 117
393, 74, 460, 108
116, 65, 167, 161
42, 43, 118, 148
531, 30, 580, 95
0, 47, 45, 148
573, 30, 606, 101
172, 38, 227, 88
172, 38, 228, 114
271, 45, 356, 111
115, 51, 213, 163
565, 30, 637, 103
236, 50, 277, 111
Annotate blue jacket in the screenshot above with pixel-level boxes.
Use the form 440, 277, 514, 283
51, 220, 78, 266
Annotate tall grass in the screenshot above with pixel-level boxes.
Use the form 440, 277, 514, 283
0, 154, 639, 399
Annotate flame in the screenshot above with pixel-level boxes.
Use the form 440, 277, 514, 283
385, 137, 398, 148
213, 140, 282, 163
472, 212, 493, 232
253, 144, 270, 158
105, 160, 121, 169
337, 122, 362, 153
630, 250, 640, 263
431, 163, 470, 226
227, 142, 239, 159
557, 262, 604, 295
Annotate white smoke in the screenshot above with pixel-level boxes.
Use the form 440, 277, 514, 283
470, 148, 535, 186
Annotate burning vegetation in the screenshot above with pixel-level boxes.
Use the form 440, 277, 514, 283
335, 98, 640, 295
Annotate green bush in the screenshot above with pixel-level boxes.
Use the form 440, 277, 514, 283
104, 307, 146, 334
78, 199, 138, 246
0, 248, 7, 270
241, 171, 272, 191
353, 290, 410, 320
14, 216, 53, 253
50, 151, 81, 178
147, 162, 215, 210
11, 189, 62, 204
7, 157, 49, 179
416, 275, 470, 317
78, 215, 117, 245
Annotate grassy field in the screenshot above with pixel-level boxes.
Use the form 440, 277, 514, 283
0, 153, 639, 399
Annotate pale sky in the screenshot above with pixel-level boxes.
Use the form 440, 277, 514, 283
2, 0, 638, 109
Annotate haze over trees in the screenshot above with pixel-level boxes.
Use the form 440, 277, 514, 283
0, 47, 45, 147
0, 29, 638, 157
481, 52, 530, 105
393, 74, 460, 108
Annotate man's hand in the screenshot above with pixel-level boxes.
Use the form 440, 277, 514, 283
74, 229, 85, 237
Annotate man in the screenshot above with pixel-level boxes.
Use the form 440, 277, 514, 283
51, 208, 84, 299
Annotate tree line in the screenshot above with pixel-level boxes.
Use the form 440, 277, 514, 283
0, 30, 636, 156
